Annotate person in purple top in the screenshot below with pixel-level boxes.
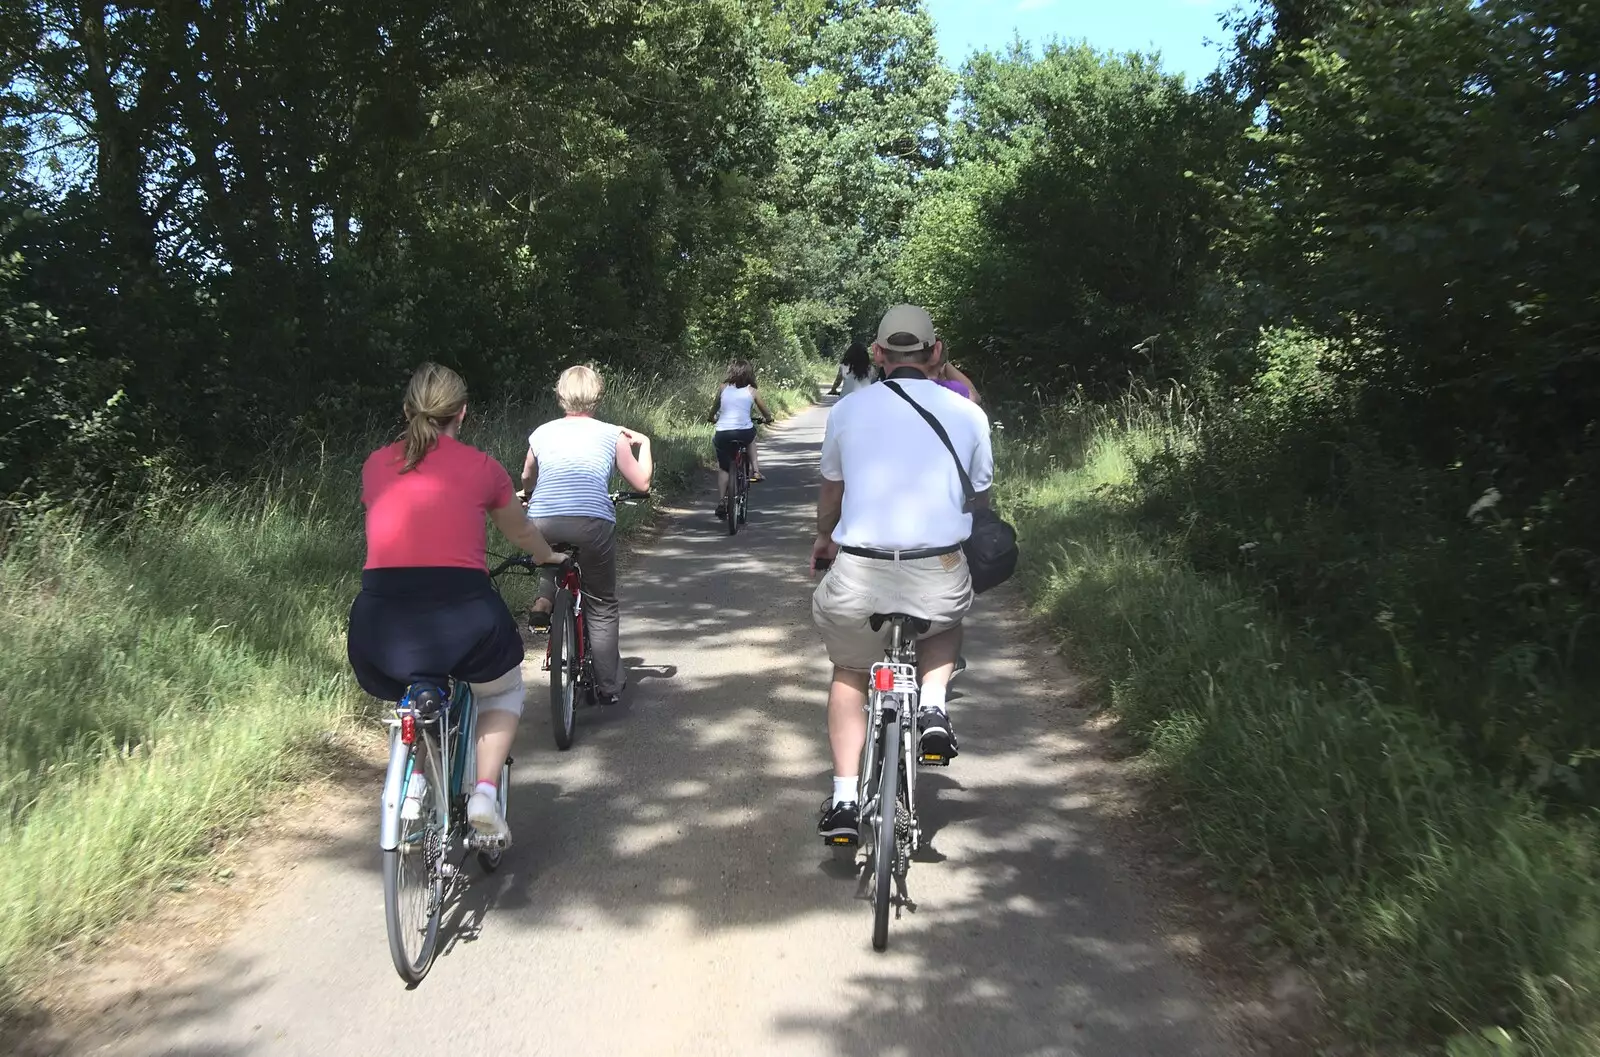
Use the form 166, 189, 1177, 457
929, 351, 976, 679
934, 358, 980, 405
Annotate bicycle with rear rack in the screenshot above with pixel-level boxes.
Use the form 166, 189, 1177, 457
722, 416, 767, 536
816, 591, 948, 952
378, 564, 523, 985
491, 489, 650, 750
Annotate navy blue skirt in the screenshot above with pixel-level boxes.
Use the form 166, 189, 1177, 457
347, 568, 524, 701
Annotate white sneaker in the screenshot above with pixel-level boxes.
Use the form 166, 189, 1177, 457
401, 772, 429, 821
467, 790, 511, 845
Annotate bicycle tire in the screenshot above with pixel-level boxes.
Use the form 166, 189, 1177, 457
737, 458, 749, 525
477, 753, 511, 872
382, 734, 445, 983
725, 462, 739, 536
872, 713, 900, 952
549, 592, 578, 750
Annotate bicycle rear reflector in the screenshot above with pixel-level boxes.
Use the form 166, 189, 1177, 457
873, 667, 894, 692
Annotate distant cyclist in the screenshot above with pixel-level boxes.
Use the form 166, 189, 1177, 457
710, 358, 774, 519
827, 341, 878, 397
521, 365, 653, 707
348, 362, 561, 845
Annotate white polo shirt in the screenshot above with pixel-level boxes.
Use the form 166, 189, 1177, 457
820, 375, 994, 550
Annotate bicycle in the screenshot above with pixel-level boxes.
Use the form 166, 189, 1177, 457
824, 606, 948, 952
722, 416, 767, 537
379, 658, 512, 984
491, 489, 650, 751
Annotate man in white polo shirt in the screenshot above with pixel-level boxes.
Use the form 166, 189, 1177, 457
810, 304, 995, 844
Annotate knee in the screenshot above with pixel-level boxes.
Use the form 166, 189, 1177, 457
471, 666, 526, 719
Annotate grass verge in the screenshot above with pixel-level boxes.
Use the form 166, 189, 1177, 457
997, 396, 1600, 1056
0, 363, 815, 1004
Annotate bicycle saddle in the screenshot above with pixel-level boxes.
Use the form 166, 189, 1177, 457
869, 612, 931, 634
403, 683, 447, 715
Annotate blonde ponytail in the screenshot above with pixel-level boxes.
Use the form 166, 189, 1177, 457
400, 362, 468, 472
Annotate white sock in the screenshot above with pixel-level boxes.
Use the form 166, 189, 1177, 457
475, 780, 498, 801
832, 776, 858, 807
920, 681, 947, 715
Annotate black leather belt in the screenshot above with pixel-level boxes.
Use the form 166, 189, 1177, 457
839, 544, 961, 561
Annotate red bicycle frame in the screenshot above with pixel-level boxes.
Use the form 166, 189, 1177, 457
544, 562, 588, 671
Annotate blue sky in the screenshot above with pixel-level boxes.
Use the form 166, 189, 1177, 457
923, 0, 1243, 83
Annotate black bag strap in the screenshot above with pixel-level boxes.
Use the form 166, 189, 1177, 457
882, 380, 977, 510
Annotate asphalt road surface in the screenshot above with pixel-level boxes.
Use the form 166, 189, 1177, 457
67, 401, 1238, 1057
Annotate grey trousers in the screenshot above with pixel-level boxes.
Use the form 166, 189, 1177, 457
532, 515, 624, 697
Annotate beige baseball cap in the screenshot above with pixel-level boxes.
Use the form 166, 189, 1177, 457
874, 304, 937, 353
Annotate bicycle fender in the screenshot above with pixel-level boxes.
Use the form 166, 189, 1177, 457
379, 726, 409, 851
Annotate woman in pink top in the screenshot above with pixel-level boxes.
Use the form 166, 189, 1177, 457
348, 362, 560, 845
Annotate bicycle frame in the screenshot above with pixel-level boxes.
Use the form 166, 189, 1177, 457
543, 558, 590, 684
380, 681, 481, 852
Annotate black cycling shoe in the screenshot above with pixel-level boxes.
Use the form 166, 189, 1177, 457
818, 798, 859, 846
917, 708, 959, 764
527, 607, 552, 630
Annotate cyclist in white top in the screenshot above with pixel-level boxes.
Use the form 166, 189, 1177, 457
521, 365, 652, 705
827, 341, 877, 397
709, 359, 773, 518
809, 304, 994, 845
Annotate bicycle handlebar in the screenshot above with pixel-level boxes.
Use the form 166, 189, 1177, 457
491, 490, 650, 577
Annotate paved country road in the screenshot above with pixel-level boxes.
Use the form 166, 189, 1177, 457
61, 401, 1240, 1057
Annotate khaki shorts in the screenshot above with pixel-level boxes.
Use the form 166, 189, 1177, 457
812, 550, 973, 671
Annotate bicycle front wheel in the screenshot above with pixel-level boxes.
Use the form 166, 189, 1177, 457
549, 592, 578, 750
872, 713, 900, 952
382, 732, 446, 984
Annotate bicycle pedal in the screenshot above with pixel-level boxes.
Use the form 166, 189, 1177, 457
918, 753, 951, 767
823, 834, 859, 848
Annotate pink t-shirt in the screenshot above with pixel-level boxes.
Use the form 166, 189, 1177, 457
362, 435, 514, 571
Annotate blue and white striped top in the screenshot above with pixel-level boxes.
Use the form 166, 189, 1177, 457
525, 416, 622, 523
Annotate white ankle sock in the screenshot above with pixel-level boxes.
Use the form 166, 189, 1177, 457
832, 776, 858, 806
920, 681, 947, 715
474, 780, 498, 801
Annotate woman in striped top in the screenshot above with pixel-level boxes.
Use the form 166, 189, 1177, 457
520, 365, 653, 706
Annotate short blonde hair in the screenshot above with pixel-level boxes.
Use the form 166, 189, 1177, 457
556, 365, 605, 415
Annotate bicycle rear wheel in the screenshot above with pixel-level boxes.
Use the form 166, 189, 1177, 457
736, 458, 749, 525
382, 732, 446, 983
725, 460, 740, 536
549, 592, 578, 750
872, 713, 900, 952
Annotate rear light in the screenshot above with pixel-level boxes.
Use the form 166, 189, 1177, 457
400, 713, 416, 745
873, 667, 894, 692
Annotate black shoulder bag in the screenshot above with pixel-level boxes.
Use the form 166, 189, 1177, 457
883, 381, 1018, 594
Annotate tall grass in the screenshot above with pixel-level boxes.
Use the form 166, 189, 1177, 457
0, 364, 815, 1000
999, 388, 1600, 1055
